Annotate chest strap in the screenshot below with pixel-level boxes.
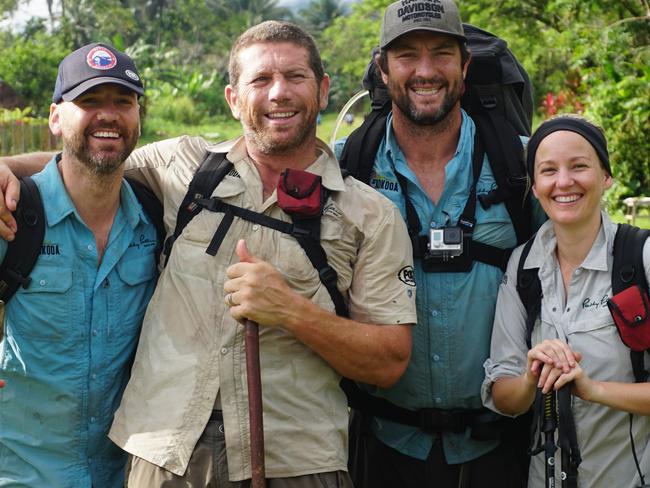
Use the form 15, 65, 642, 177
195, 194, 349, 318
396, 133, 512, 272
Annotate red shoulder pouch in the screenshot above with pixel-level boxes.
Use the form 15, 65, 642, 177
607, 284, 650, 352
277, 169, 323, 218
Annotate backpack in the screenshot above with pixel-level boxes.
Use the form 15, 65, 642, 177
339, 24, 535, 271
0, 175, 165, 304
516, 223, 650, 382
516, 223, 650, 488
162, 151, 349, 318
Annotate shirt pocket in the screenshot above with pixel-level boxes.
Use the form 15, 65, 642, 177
11, 265, 74, 340
116, 254, 157, 330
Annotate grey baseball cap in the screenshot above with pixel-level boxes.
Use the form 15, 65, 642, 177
380, 0, 466, 49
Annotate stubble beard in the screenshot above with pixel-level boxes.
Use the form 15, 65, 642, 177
243, 97, 320, 156
388, 76, 463, 128
63, 125, 138, 177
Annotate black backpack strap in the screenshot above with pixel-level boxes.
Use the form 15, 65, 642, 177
0, 177, 45, 302
162, 151, 232, 265
338, 102, 390, 184
516, 235, 541, 349
611, 224, 650, 383
473, 112, 532, 246
125, 176, 165, 256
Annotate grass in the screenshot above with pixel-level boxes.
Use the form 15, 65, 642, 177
140, 111, 363, 147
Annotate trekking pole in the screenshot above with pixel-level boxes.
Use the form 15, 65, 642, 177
245, 319, 266, 488
542, 391, 558, 488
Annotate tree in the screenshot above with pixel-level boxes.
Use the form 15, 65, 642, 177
298, 0, 346, 38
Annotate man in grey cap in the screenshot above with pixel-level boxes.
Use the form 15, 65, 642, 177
338, 0, 532, 486
0, 43, 158, 487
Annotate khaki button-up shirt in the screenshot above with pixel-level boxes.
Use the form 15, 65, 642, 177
109, 136, 417, 480
483, 213, 650, 488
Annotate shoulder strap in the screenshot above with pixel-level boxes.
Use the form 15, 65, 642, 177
516, 235, 541, 349
0, 177, 45, 302
473, 112, 532, 246
611, 223, 650, 383
125, 176, 165, 256
338, 102, 390, 184
611, 224, 650, 295
162, 151, 231, 265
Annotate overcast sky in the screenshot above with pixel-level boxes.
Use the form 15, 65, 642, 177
3, 0, 329, 30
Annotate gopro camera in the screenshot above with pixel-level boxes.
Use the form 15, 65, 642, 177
427, 226, 463, 261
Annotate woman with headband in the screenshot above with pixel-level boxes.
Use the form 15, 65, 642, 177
481, 115, 650, 487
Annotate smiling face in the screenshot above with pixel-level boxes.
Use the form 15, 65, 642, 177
49, 84, 140, 175
381, 30, 468, 126
532, 130, 612, 230
225, 41, 329, 156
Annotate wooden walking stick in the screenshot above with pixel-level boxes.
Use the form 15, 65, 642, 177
245, 319, 266, 488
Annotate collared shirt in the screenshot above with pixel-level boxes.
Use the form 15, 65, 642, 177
109, 136, 417, 481
337, 110, 542, 463
0, 158, 158, 488
483, 213, 650, 488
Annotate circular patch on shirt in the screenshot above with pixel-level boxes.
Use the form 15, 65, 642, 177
86, 47, 117, 70
125, 69, 140, 81
398, 265, 416, 286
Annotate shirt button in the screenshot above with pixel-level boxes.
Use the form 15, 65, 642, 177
103, 278, 110, 288
252, 224, 260, 231
91, 373, 97, 380
39, 279, 46, 286
221, 347, 228, 355
90, 417, 96, 423
566, 307, 571, 312
431, 310, 439, 317
552, 307, 557, 312
435, 397, 442, 404
433, 354, 440, 361
92, 330, 98, 336
87, 244, 93, 251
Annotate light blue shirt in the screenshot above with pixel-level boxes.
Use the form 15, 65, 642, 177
338, 110, 543, 464
0, 158, 158, 487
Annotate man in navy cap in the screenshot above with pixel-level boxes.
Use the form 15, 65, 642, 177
0, 43, 158, 487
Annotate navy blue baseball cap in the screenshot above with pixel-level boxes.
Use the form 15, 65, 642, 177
52, 43, 144, 103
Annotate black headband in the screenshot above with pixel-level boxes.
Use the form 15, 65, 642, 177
526, 117, 610, 181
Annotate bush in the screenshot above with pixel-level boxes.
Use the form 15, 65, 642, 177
146, 94, 204, 125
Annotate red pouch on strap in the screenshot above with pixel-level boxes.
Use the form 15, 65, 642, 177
607, 284, 650, 352
277, 169, 323, 218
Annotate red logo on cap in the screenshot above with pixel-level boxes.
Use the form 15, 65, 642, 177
86, 47, 117, 70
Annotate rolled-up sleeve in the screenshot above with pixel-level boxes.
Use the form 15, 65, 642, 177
481, 245, 531, 415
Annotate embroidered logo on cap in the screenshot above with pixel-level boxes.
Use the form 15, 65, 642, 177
86, 47, 117, 70
125, 69, 140, 81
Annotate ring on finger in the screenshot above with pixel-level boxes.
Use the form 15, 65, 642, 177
227, 293, 235, 307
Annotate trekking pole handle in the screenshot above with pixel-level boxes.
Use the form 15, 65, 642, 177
245, 319, 266, 488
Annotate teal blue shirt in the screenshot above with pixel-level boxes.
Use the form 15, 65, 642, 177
337, 110, 543, 464
0, 158, 158, 487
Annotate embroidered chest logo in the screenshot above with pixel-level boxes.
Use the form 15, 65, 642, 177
582, 294, 609, 310
40, 242, 61, 256
129, 233, 157, 250
323, 203, 343, 219
370, 175, 400, 192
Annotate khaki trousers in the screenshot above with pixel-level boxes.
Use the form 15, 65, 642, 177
126, 413, 353, 488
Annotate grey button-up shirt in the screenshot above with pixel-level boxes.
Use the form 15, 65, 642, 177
483, 212, 650, 488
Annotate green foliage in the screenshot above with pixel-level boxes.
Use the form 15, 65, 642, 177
0, 30, 68, 116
